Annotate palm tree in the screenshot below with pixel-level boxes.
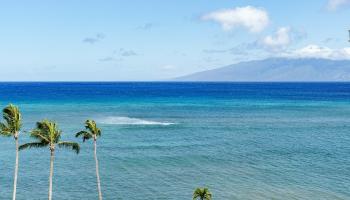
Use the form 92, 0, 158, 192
19, 120, 80, 200
193, 187, 212, 200
76, 120, 103, 200
0, 104, 22, 200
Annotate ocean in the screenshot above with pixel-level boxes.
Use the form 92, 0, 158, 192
0, 82, 349, 199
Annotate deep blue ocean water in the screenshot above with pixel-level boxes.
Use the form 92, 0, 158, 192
0, 82, 349, 200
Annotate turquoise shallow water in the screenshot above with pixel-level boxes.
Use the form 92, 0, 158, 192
0, 82, 349, 199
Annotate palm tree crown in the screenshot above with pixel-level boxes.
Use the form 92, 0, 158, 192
193, 187, 212, 200
0, 104, 22, 138
19, 120, 79, 153
76, 119, 101, 142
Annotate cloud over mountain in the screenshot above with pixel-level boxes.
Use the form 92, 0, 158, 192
261, 27, 291, 50
284, 45, 350, 59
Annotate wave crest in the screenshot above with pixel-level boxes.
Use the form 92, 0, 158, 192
98, 116, 175, 126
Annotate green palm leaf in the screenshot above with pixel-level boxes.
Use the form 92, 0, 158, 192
75, 130, 92, 142
193, 187, 212, 200
2, 104, 22, 134
19, 142, 48, 151
75, 130, 89, 137
20, 120, 80, 154
0, 104, 22, 136
58, 141, 80, 154
76, 119, 101, 142
0, 122, 11, 136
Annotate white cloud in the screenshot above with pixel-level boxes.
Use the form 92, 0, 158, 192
261, 27, 291, 50
201, 6, 269, 33
327, 0, 350, 10
283, 45, 350, 59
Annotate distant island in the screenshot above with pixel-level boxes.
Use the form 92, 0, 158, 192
174, 58, 350, 81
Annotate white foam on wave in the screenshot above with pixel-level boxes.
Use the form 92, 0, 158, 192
98, 116, 175, 126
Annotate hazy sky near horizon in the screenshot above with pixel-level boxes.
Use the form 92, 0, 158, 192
0, 0, 350, 81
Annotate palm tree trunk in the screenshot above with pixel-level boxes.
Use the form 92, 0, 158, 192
94, 138, 103, 200
12, 135, 19, 200
48, 150, 54, 200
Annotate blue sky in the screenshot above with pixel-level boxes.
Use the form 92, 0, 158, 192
0, 0, 350, 81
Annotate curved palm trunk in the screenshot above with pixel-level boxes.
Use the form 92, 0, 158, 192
49, 150, 54, 200
94, 138, 102, 200
12, 136, 19, 200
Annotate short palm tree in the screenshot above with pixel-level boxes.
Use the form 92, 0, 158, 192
76, 120, 103, 200
0, 104, 22, 200
193, 187, 212, 200
19, 120, 80, 200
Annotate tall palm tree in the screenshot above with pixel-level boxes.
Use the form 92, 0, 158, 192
19, 120, 80, 200
193, 187, 212, 200
76, 120, 103, 200
0, 104, 22, 200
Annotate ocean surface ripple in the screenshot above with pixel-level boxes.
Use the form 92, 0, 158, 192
0, 82, 349, 199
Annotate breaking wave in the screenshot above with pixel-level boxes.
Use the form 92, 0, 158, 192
98, 116, 175, 126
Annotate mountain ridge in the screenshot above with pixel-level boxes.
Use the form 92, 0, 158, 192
173, 58, 350, 81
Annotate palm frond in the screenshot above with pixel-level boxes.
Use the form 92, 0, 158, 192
30, 129, 50, 142
193, 188, 212, 200
2, 104, 22, 133
0, 122, 12, 136
75, 130, 89, 138
77, 119, 102, 142
0, 121, 7, 130
19, 142, 48, 151
23, 120, 81, 157
85, 119, 102, 138
58, 141, 80, 154
75, 130, 93, 142
193, 188, 202, 200
34, 120, 62, 144
203, 188, 212, 200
